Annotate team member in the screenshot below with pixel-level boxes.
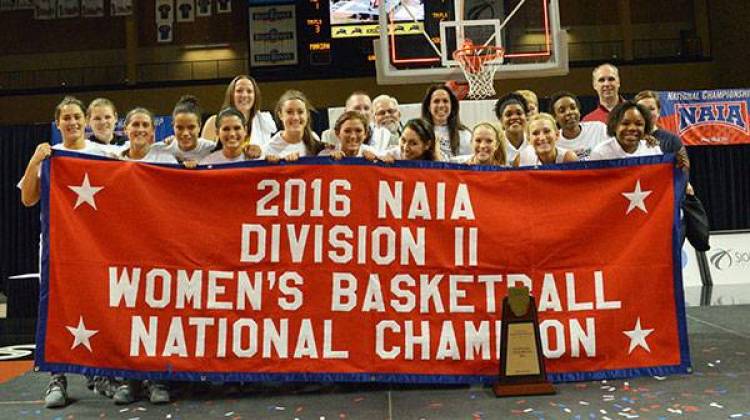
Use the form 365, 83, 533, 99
590, 101, 662, 160
635, 90, 691, 180
494, 92, 529, 163
111, 107, 174, 405
119, 108, 177, 163
19, 96, 115, 408
201, 75, 277, 147
634, 90, 688, 156
515, 113, 578, 166
264, 90, 324, 162
321, 111, 376, 159
466, 122, 507, 166
378, 118, 440, 162
549, 91, 609, 160
516, 89, 540, 117
86, 98, 127, 146
21, 96, 114, 207
421, 84, 471, 160
159, 95, 215, 164
201, 107, 251, 164
370, 94, 402, 151
583, 63, 624, 123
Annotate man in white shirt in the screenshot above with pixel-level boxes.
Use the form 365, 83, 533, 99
370, 94, 403, 152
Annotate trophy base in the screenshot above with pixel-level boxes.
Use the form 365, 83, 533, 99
492, 381, 556, 397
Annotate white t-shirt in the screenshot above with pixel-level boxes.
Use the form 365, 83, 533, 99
200, 150, 248, 165
434, 125, 472, 160
505, 136, 528, 163
589, 138, 663, 161
55, 140, 118, 157
17, 140, 116, 188
263, 131, 320, 158
450, 154, 472, 164
318, 143, 376, 158
517, 146, 569, 167
249, 111, 278, 148
155, 138, 215, 162
120, 146, 178, 164
370, 126, 400, 152
379, 146, 403, 160
557, 122, 609, 160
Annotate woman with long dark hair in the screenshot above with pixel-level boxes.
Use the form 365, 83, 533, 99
421, 84, 471, 161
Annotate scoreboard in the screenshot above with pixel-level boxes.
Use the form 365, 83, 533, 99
246, 0, 458, 81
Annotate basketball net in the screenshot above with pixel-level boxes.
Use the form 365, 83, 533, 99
452, 40, 505, 100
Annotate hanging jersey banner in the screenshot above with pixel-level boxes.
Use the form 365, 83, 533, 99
36, 153, 690, 383
658, 88, 750, 146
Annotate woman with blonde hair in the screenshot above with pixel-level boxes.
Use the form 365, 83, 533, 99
466, 122, 507, 166
515, 113, 577, 166
86, 97, 127, 146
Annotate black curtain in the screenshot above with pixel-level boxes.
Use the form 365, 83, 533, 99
1, 124, 49, 297
687, 145, 750, 231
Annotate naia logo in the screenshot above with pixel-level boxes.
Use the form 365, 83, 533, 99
676, 101, 749, 135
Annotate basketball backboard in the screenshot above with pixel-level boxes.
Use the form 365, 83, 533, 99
374, 0, 568, 85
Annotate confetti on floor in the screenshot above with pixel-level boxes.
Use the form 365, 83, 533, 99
667, 408, 683, 414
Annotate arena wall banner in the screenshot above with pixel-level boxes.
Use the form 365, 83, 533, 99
658, 88, 750, 146
35, 153, 691, 383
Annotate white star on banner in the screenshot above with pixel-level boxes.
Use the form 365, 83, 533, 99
623, 317, 655, 354
65, 316, 98, 352
621, 180, 652, 214
68, 173, 104, 210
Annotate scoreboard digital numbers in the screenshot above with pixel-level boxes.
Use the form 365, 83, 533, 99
247, 0, 456, 81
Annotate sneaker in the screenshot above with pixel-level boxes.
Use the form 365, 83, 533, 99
147, 381, 170, 404
93, 376, 115, 398
44, 375, 68, 408
113, 382, 137, 405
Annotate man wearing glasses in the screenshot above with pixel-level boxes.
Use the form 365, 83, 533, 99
371, 95, 403, 152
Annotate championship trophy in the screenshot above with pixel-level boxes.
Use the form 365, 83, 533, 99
493, 286, 556, 397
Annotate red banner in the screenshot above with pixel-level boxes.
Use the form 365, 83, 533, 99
37, 153, 690, 383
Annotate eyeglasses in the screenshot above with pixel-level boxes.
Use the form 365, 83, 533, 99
375, 108, 398, 116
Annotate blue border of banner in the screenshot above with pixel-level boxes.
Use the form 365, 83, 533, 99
34, 152, 691, 383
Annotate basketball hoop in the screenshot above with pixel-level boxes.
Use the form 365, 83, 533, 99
452, 43, 505, 100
